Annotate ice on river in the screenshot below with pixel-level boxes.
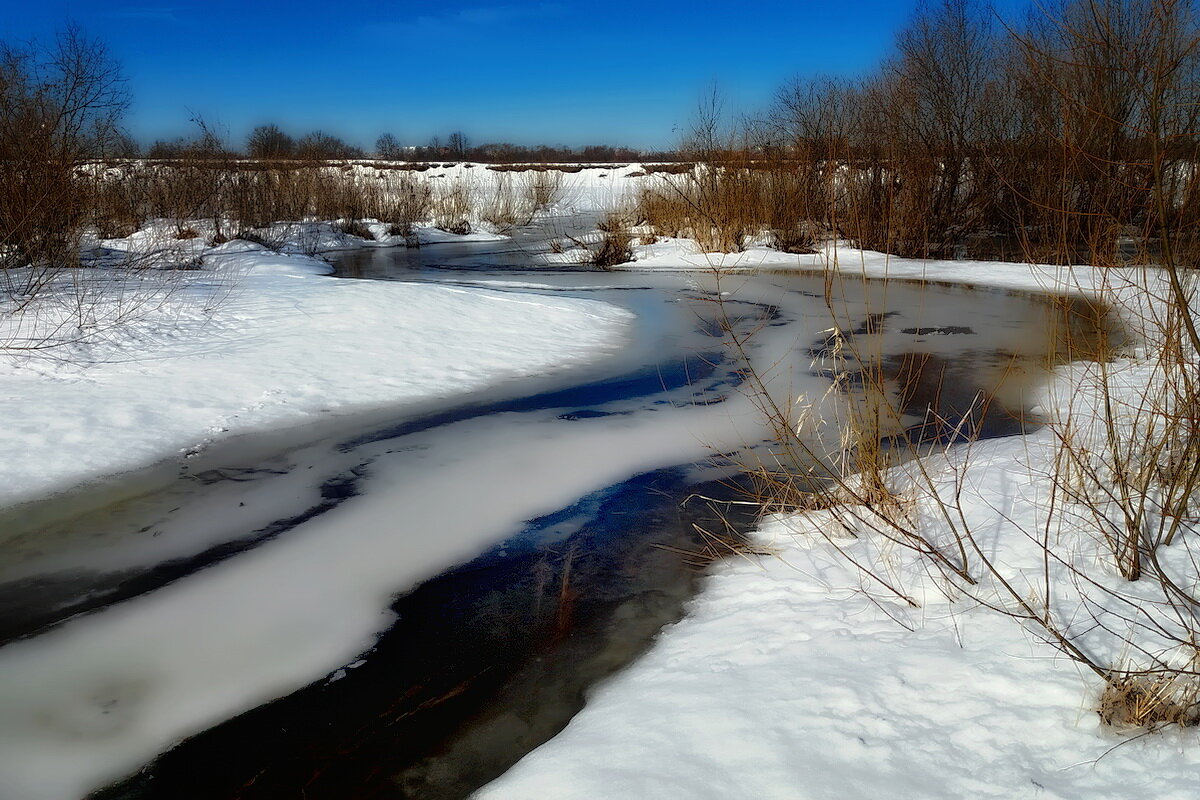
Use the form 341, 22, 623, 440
0, 238, 1117, 800
0, 241, 634, 512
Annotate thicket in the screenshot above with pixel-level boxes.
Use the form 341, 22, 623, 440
0, 25, 127, 298
638, 0, 1200, 267
0, 30, 247, 352
705, 0, 1200, 734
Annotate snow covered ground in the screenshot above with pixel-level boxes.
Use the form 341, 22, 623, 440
477, 516, 1198, 800
0, 232, 633, 511
478, 440, 1200, 800
478, 239, 1200, 799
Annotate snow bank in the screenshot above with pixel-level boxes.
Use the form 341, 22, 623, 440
478, 475, 1197, 800
0, 239, 633, 510
622, 235, 1128, 296
481, 425, 1197, 800
480, 244, 1200, 798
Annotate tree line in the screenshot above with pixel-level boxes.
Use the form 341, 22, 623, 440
140, 124, 663, 164
743, 0, 1200, 263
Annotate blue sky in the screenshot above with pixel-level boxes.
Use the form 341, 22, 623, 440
2, 0, 1025, 151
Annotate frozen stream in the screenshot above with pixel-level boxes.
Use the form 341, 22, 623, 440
0, 226, 1101, 800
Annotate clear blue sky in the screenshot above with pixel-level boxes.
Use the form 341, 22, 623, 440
1, 0, 1027, 151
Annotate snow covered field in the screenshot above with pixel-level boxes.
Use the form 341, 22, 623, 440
0, 163, 645, 513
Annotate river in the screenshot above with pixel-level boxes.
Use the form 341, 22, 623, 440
0, 223, 1101, 800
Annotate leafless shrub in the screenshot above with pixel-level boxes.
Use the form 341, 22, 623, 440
636, 162, 821, 254
311, 170, 375, 226
479, 173, 536, 232
585, 211, 635, 268
591, 230, 633, 268
636, 169, 757, 253
372, 172, 431, 240
523, 170, 564, 211
432, 178, 473, 235
336, 219, 375, 240
0, 25, 128, 300
88, 165, 148, 238
137, 122, 237, 239
0, 26, 210, 355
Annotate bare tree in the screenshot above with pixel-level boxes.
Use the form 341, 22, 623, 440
375, 132, 402, 160
296, 130, 361, 161
0, 24, 128, 297
446, 130, 469, 158
246, 124, 295, 159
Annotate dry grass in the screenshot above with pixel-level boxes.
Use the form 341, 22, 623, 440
636, 168, 756, 253
479, 173, 536, 232
580, 210, 636, 268
655, 515, 776, 569
591, 228, 633, 268
337, 219, 375, 240
523, 170, 564, 211
432, 178, 473, 235
1099, 673, 1200, 729
371, 172, 432, 240
636, 163, 818, 254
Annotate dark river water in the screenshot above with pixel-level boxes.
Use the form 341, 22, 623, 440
0, 224, 1110, 800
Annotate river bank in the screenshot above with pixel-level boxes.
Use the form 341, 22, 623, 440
1, 172, 1194, 799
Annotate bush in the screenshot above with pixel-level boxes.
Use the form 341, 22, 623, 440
0, 25, 127, 289
480, 173, 536, 232
432, 179, 473, 235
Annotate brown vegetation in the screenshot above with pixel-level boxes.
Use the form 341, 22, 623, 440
630, 0, 1200, 268
0, 25, 127, 296
714, 0, 1200, 734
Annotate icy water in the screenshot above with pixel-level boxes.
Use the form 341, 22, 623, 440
0, 224, 1110, 800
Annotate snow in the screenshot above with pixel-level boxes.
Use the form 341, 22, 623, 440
478, 509, 1200, 800
0, 238, 633, 511
477, 235, 1200, 798
622, 234, 1117, 295
3, 165, 1197, 799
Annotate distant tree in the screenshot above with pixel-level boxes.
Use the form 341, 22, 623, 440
185, 119, 231, 159
107, 130, 141, 158
375, 132, 402, 160
296, 130, 361, 160
476, 142, 529, 163
532, 145, 562, 163
247, 123, 295, 159
147, 138, 187, 159
581, 144, 618, 161
447, 130, 469, 157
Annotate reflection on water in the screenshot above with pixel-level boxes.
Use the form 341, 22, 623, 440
95, 467, 761, 800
